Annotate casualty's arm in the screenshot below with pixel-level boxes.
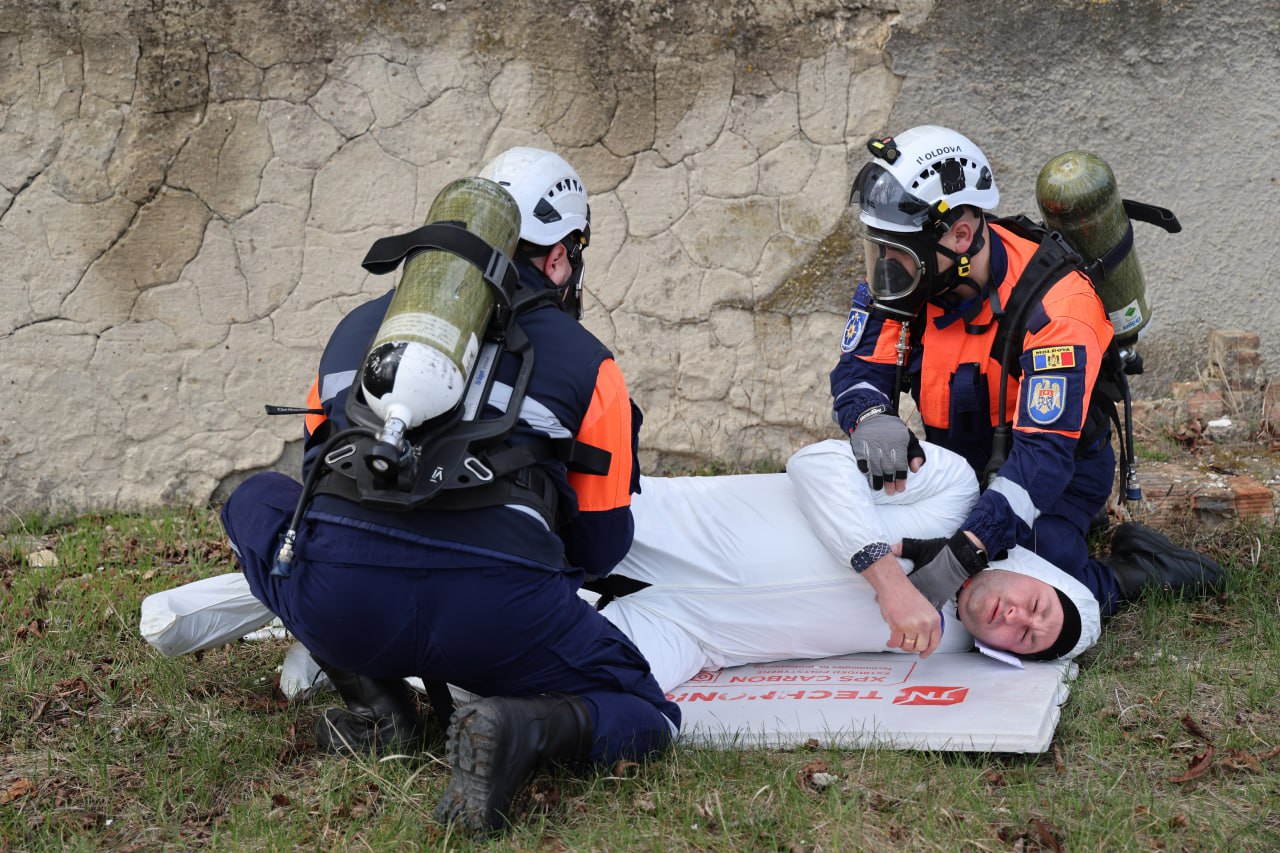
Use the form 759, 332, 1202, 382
561, 357, 637, 575
787, 440, 956, 657
860, 552, 943, 657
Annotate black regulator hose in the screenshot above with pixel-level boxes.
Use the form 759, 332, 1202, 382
271, 426, 377, 577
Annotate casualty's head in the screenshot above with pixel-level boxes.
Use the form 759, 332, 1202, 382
478, 146, 592, 318
850, 125, 999, 321
954, 552, 1101, 661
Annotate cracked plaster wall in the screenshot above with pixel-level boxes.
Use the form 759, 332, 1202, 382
0, 0, 1274, 514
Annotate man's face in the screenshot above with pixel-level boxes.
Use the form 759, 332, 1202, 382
956, 569, 1063, 656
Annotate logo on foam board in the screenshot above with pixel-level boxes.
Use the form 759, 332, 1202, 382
892, 686, 968, 706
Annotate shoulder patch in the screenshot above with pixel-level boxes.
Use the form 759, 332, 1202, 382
1031, 345, 1077, 372
840, 281, 874, 353
1026, 375, 1068, 425
841, 306, 869, 353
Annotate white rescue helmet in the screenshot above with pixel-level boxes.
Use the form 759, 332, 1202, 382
853, 125, 1000, 234
850, 125, 1000, 319
478, 146, 591, 248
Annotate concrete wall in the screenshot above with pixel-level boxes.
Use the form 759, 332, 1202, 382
0, 0, 1275, 514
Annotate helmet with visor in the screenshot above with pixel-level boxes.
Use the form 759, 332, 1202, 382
850, 126, 999, 319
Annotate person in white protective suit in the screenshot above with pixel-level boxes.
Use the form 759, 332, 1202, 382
141, 440, 1100, 700
595, 438, 1101, 693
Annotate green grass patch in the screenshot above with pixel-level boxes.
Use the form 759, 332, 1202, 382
3, 507, 1279, 850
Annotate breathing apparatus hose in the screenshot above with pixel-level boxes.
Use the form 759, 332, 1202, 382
271, 426, 377, 578
1119, 358, 1142, 501
984, 374, 1014, 490
890, 322, 911, 417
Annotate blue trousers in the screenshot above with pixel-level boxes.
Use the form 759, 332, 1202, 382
221, 472, 678, 765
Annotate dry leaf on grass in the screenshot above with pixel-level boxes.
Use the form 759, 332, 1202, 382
0, 778, 33, 805
1221, 749, 1263, 773
998, 818, 1064, 852
610, 759, 641, 778
1180, 715, 1212, 743
529, 778, 561, 812
1030, 818, 1064, 852
1169, 745, 1215, 783
15, 617, 47, 640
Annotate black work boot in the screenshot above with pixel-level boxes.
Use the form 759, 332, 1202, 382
432, 694, 593, 837
1107, 522, 1226, 602
311, 658, 426, 756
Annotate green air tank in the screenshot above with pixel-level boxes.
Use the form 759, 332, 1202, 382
360, 177, 521, 429
1036, 150, 1149, 345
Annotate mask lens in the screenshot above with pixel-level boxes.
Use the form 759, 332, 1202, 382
864, 237, 920, 299
863, 236, 926, 320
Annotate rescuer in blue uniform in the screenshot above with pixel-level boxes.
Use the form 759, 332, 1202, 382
220, 147, 677, 837
830, 125, 1222, 638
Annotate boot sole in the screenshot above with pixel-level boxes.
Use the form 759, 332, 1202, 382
433, 702, 511, 836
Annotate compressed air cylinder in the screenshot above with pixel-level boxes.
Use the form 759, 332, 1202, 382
1036, 151, 1150, 345
361, 177, 521, 429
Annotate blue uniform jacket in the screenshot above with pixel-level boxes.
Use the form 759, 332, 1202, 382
301, 260, 641, 576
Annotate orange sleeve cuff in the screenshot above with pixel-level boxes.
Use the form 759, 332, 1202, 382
569, 358, 634, 512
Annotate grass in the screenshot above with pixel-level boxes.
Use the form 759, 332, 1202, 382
2, 501, 1279, 851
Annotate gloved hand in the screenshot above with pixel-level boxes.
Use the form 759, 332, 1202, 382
848, 409, 925, 492
899, 531, 989, 609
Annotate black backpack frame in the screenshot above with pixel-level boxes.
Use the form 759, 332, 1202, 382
267, 223, 610, 579
980, 201, 1180, 502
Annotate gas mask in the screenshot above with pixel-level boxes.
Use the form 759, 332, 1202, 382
852, 159, 985, 321
862, 225, 986, 322
862, 230, 929, 321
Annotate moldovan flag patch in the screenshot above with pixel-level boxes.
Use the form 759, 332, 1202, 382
1031, 346, 1077, 371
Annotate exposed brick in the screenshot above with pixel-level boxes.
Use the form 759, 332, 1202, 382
1229, 476, 1276, 520
1185, 389, 1226, 423
1131, 462, 1276, 528
1208, 329, 1265, 391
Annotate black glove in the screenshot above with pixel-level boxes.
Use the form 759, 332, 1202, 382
848, 408, 925, 490
900, 531, 989, 609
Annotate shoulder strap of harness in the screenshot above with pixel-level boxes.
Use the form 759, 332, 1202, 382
980, 215, 1143, 494
362, 221, 520, 311
987, 215, 1083, 383
361, 221, 557, 337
